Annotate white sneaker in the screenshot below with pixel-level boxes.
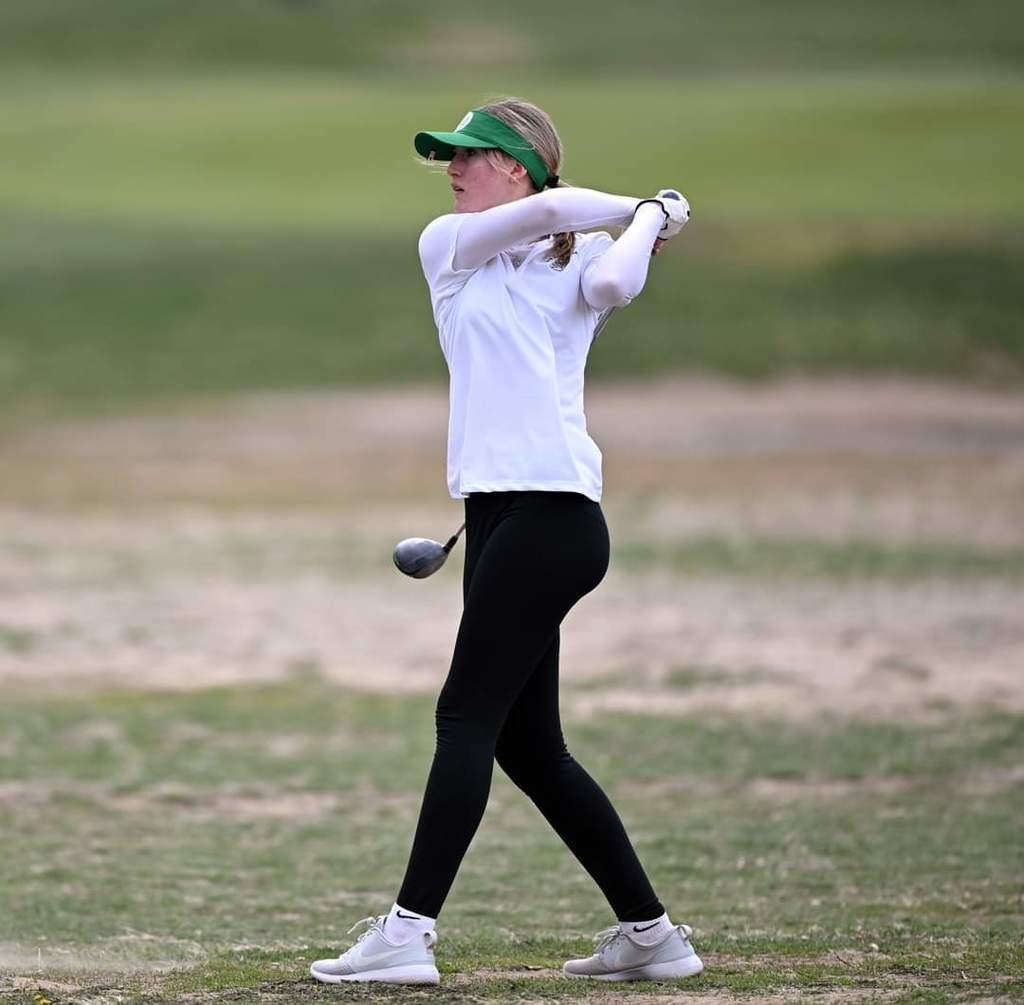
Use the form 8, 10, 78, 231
309, 915, 440, 985
563, 923, 704, 981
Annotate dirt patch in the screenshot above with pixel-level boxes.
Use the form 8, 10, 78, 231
1, 379, 1021, 722
0, 931, 206, 976
565, 573, 1024, 721
1, 976, 83, 992
2, 377, 1022, 512
1, 551, 1021, 720
625, 765, 1024, 800
0, 780, 416, 823
103, 787, 342, 821
558, 993, 902, 1005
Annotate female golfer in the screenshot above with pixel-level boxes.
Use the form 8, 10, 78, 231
311, 96, 699, 986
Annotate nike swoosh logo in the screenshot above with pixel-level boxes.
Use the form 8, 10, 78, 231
396, 911, 421, 919
632, 922, 660, 932
356, 951, 408, 969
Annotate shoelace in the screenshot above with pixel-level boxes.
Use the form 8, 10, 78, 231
592, 922, 694, 956
337, 915, 385, 957
593, 925, 625, 955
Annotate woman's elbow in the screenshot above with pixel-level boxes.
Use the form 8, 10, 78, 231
585, 277, 634, 310
535, 189, 562, 231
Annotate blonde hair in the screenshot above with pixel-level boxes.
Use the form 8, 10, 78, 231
478, 97, 575, 270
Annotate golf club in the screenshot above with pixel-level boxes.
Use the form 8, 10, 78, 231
393, 522, 466, 578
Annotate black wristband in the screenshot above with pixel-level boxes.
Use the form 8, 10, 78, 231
632, 198, 669, 231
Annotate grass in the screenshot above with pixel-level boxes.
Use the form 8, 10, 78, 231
0, 624, 37, 654
3, 74, 1022, 230
2, 9, 1022, 1004
1, 213, 1022, 424
2, 0, 1022, 75
1, 70, 1022, 423
1, 513, 1019, 593
1, 679, 1021, 1001
614, 536, 1024, 579
0, 13, 1022, 426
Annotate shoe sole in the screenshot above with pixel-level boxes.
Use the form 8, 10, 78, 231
310, 963, 440, 985
563, 953, 704, 982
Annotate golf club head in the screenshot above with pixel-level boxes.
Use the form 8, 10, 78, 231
393, 537, 450, 579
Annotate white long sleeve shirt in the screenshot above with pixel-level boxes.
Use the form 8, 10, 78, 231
418, 188, 666, 502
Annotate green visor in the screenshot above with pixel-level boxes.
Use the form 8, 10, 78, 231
414, 109, 555, 192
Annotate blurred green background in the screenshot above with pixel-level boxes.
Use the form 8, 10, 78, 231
2, 0, 1023, 423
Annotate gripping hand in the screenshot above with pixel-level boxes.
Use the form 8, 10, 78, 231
654, 189, 690, 238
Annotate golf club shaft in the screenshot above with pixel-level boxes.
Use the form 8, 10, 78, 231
443, 522, 466, 553
591, 228, 669, 343
592, 306, 616, 342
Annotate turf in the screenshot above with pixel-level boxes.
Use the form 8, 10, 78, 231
614, 536, 1024, 579
3, 217, 1021, 425
2, 70, 1022, 423
1, 6, 1024, 422
2, 0, 1022, 74
2, 9, 1022, 1004
3, 74, 1021, 229
0, 679, 1021, 1002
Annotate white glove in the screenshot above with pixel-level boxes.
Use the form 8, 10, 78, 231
655, 188, 690, 238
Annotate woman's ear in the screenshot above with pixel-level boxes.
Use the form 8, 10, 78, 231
496, 151, 528, 185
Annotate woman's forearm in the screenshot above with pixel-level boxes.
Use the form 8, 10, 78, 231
581, 203, 666, 310
452, 188, 641, 271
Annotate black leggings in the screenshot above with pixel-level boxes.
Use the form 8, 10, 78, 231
397, 490, 664, 922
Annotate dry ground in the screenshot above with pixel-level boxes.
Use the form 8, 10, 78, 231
2, 377, 1022, 722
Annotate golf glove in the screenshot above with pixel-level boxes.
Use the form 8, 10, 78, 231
634, 190, 691, 239
654, 189, 690, 238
